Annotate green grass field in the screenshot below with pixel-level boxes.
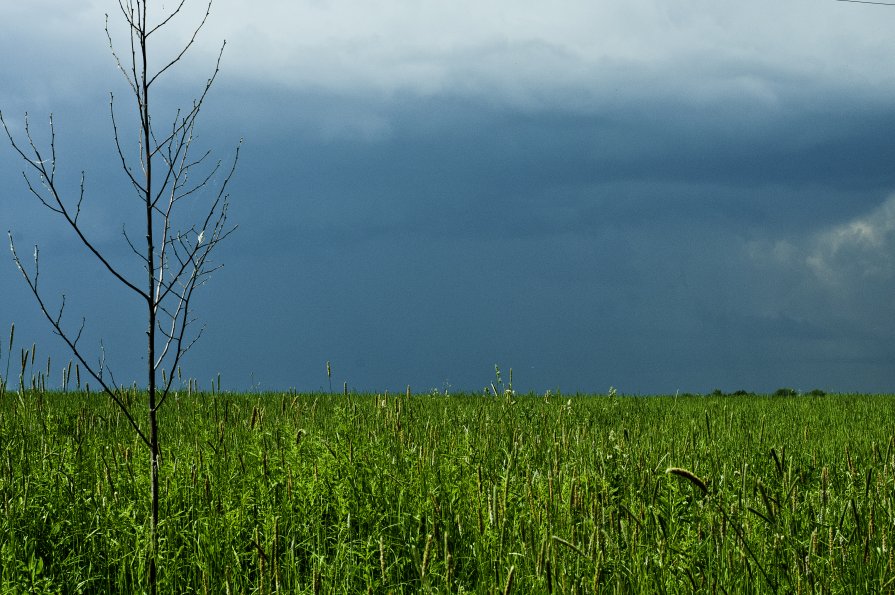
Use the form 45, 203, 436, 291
1, 387, 894, 593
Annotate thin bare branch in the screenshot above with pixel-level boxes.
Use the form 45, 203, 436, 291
73, 317, 86, 349
49, 114, 57, 183
146, 0, 189, 36
122, 224, 150, 266
105, 14, 139, 96
156, 274, 205, 409
54, 295, 66, 327
3, 113, 149, 300
98, 341, 106, 382
171, 154, 219, 204
8, 232, 149, 447
147, 43, 225, 161
32, 244, 40, 290
109, 94, 147, 195
99, 341, 123, 393
20, 172, 63, 214
147, 0, 213, 87
74, 172, 86, 225
154, 285, 189, 368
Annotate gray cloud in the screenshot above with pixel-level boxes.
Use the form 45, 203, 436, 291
4, 1, 895, 394
6, 2, 895, 107
748, 194, 895, 324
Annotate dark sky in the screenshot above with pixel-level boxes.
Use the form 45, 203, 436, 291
2, 2, 895, 394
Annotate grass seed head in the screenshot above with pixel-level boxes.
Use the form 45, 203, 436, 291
420, 533, 433, 580
666, 467, 708, 494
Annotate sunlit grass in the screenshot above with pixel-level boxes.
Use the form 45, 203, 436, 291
1, 387, 894, 593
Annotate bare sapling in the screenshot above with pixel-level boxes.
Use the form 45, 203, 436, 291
1, 1, 239, 592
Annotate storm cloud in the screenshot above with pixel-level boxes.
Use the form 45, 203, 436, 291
2, 1, 895, 393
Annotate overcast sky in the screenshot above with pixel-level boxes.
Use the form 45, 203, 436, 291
2, 1, 895, 394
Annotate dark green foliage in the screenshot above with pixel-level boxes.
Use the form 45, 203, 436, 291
1, 390, 894, 593
774, 387, 799, 397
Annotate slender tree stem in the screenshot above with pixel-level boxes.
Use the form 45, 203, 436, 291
138, 4, 161, 593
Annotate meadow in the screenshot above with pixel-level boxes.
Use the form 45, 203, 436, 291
1, 383, 894, 593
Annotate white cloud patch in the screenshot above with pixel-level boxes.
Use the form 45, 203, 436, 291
787, 195, 895, 286
745, 194, 895, 341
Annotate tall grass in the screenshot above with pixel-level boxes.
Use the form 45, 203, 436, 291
1, 387, 894, 592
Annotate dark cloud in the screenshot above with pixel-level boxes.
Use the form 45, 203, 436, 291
196, 87, 895, 393
5, 69, 895, 394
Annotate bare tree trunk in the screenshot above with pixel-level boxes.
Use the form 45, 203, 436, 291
149, 400, 159, 593
137, 8, 161, 590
